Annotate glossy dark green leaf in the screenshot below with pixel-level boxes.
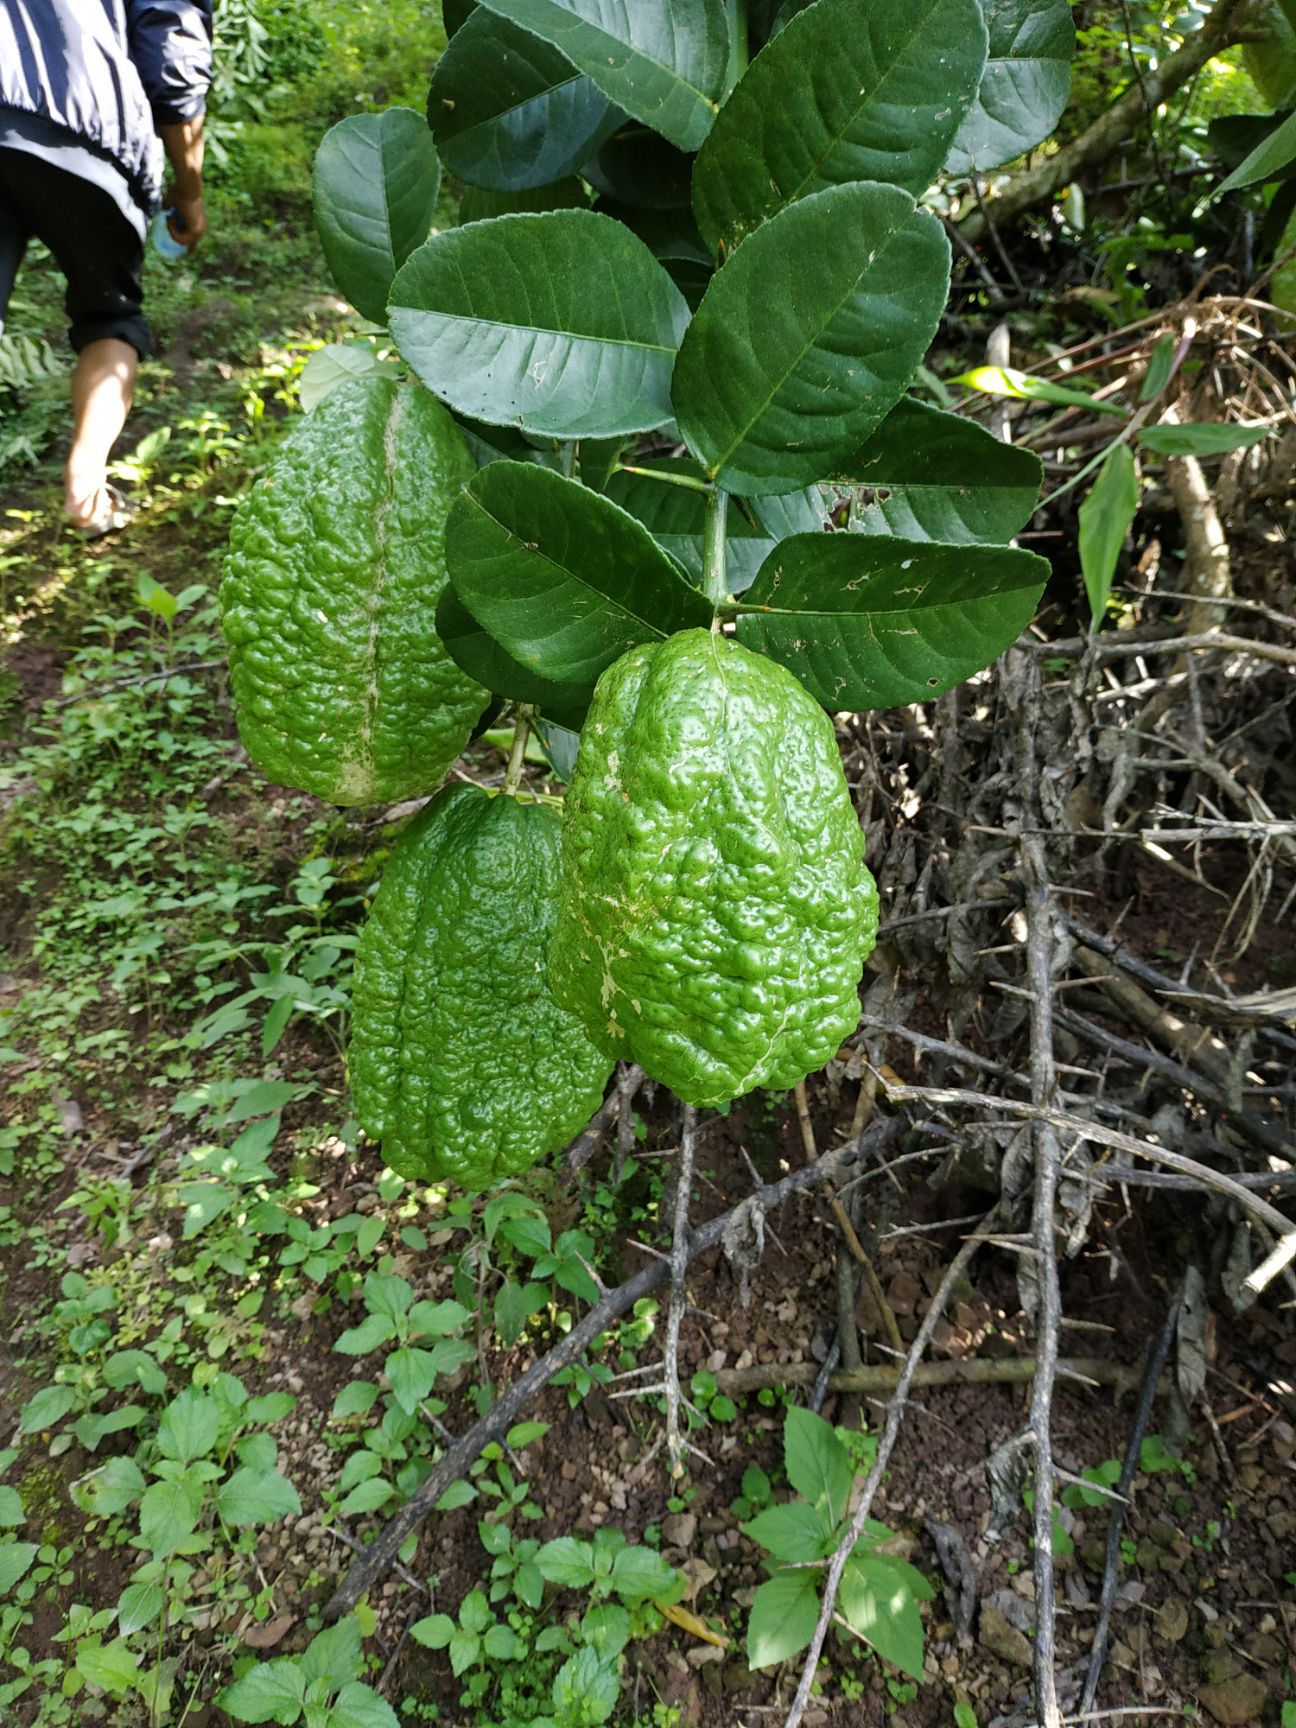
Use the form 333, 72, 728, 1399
452, 414, 564, 471
389, 210, 690, 438
736, 534, 1049, 709
844, 397, 1042, 543
951, 364, 1126, 416
747, 487, 835, 540
428, 9, 620, 191
1078, 443, 1137, 622
313, 110, 442, 324
475, 0, 733, 151
692, 0, 986, 255
1209, 112, 1296, 184
673, 183, 950, 495
437, 588, 593, 732
604, 461, 773, 593
945, 0, 1075, 174
446, 463, 712, 692
458, 178, 591, 222
444, 0, 477, 32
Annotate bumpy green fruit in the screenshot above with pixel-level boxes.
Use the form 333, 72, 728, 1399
221, 376, 488, 806
549, 630, 878, 1108
350, 784, 613, 1190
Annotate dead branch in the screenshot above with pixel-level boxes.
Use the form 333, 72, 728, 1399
564, 1064, 645, 1173
957, 0, 1269, 243
664, 1105, 700, 1476
322, 1117, 897, 1620
1069, 943, 1234, 1089
714, 1355, 1143, 1397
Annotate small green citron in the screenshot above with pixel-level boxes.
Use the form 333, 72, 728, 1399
549, 630, 878, 1109
221, 375, 488, 806
350, 785, 613, 1190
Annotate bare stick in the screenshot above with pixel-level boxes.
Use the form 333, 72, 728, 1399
323, 1120, 894, 1619
1080, 1291, 1182, 1713
664, 1105, 699, 1477
1023, 833, 1064, 1728
715, 1355, 1144, 1396
564, 1065, 645, 1174
780, 1206, 1001, 1728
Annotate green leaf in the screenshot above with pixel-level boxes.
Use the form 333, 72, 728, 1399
0, 1488, 23, 1527
1139, 333, 1177, 404
1218, 106, 1296, 192
1137, 422, 1275, 456
458, 178, 592, 221
0, 1542, 38, 1594
76, 1639, 141, 1695
950, 364, 1126, 416
838, 1552, 932, 1679
552, 1644, 621, 1723
945, 0, 1075, 174
446, 462, 711, 695
407, 1298, 472, 1338
843, 397, 1043, 543
157, 1389, 221, 1463
536, 1535, 595, 1588
117, 1580, 165, 1635
313, 109, 441, 324
449, 1627, 481, 1676
692, 0, 987, 254
782, 1406, 854, 1522
338, 1478, 395, 1516
494, 1278, 550, 1347
79, 1454, 148, 1517
428, 8, 619, 190
1078, 443, 1138, 622
299, 343, 382, 414
139, 1476, 205, 1555
475, 0, 734, 151
484, 1623, 521, 1660
329, 1681, 401, 1728
737, 533, 1050, 709
225, 1079, 305, 1123
588, 127, 694, 210
410, 1613, 455, 1650
435, 1479, 477, 1512
246, 1392, 297, 1425
332, 1380, 380, 1419
673, 184, 950, 495
389, 211, 690, 439
610, 1545, 679, 1602
302, 1617, 364, 1686
218, 1657, 307, 1724
437, 589, 591, 730
505, 1420, 550, 1449
218, 1468, 302, 1528
18, 1384, 77, 1434
746, 1567, 822, 1669
385, 1347, 438, 1414
741, 1501, 835, 1564
363, 1274, 414, 1320
102, 1349, 168, 1397
334, 1313, 397, 1357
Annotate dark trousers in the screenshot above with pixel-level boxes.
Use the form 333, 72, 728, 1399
0, 147, 151, 358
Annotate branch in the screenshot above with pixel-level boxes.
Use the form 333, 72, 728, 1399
958, 0, 1270, 243
715, 1354, 1143, 1396
322, 1118, 898, 1620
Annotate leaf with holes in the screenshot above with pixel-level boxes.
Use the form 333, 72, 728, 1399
736, 534, 1049, 709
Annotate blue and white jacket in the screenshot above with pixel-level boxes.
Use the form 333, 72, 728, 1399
0, 0, 213, 214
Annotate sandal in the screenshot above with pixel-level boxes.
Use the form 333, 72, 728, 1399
70, 483, 135, 541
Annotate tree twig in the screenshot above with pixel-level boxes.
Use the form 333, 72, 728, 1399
715, 1354, 1144, 1396
322, 1119, 896, 1620
664, 1105, 700, 1477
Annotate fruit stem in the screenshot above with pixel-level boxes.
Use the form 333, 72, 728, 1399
703, 485, 730, 610
503, 706, 536, 794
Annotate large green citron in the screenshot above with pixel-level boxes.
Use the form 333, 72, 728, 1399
350, 785, 613, 1189
549, 630, 878, 1108
221, 375, 488, 806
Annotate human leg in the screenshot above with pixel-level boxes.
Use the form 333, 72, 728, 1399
64, 338, 138, 530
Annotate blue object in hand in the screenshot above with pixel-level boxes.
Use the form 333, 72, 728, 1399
151, 207, 188, 260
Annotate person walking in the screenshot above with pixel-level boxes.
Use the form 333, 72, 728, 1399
0, 0, 213, 535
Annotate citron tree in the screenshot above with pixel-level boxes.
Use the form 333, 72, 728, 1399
222, 0, 1074, 1190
